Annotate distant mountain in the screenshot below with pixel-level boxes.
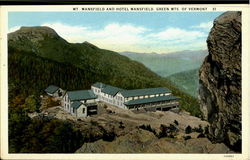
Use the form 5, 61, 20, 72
120, 50, 208, 59
167, 68, 199, 97
120, 50, 208, 77
8, 26, 201, 117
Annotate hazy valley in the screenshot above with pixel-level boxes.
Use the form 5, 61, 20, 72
120, 50, 208, 97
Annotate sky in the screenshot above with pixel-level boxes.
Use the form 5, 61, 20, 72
8, 12, 223, 53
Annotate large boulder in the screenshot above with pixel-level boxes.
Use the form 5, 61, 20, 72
199, 11, 241, 152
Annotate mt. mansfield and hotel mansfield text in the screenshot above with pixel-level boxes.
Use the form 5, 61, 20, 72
74, 7, 213, 11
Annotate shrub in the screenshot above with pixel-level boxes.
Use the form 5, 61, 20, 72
169, 124, 178, 132
158, 124, 168, 138
102, 130, 116, 142
204, 125, 209, 134
158, 124, 178, 139
185, 125, 192, 134
184, 136, 191, 140
139, 124, 156, 135
106, 109, 112, 114
193, 124, 203, 133
90, 120, 98, 126
119, 121, 125, 129
174, 120, 179, 126
23, 95, 40, 112
197, 133, 205, 138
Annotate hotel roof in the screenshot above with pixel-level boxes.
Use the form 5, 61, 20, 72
102, 85, 124, 96
120, 87, 171, 98
124, 95, 180, 106
68, 90, 97, 101
92, 82, 106, 88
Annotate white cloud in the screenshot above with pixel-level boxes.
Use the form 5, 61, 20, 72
148, 27, 206, 43
42, 22, 88, 35
89, 23, 148, 46
8, 22, 208, 53
41, 22, 88, 42
8, 26, 21, 33
192, 21, 213, 31
40, 22, 149, 47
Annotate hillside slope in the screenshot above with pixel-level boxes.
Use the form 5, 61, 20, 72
167, 69, 199, 97
8, 26, 201, 117
8, 27, 161, 91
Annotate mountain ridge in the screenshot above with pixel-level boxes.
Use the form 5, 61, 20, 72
120, 49, 208, 58
167, 68, 199, 97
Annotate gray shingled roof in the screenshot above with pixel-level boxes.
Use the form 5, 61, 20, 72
45, 85, 59, 94
120, 88, 171, 98
92, 82, 106, 88
124, 95, 180, 106
71, 101, 82, 109
68, 90, 97, 101
102, 85, 123, 96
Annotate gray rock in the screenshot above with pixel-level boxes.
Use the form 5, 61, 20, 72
199, 11, 241, 152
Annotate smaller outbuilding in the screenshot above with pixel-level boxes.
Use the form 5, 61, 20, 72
45, 85, 63, 97
62, 89, 98, 118
70, 101, 97, 118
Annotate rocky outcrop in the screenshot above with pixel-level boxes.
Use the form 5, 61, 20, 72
199, 11, 241, 152
8, 26, 60, 41
76, 128, 232, 153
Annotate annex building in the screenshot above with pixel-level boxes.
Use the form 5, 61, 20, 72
63, 90, 98, 118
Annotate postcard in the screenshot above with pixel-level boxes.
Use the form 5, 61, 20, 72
0, 4, 249, 160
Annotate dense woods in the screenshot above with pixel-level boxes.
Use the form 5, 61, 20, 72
8, 93, 83, 153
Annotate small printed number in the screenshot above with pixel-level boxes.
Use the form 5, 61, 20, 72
224, 155, 234, 158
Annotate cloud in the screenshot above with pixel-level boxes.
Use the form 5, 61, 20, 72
8, 26, 21, 33
42, 22, 88, 35
148, 27, 206, 43
192, 21, 213, 31
41, 22, 88, 42
40, 22, 149, 47
8, 22, 208, 53
89, 23, 148, 45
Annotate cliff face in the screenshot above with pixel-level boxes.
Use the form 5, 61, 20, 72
199, 11, 241, 152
